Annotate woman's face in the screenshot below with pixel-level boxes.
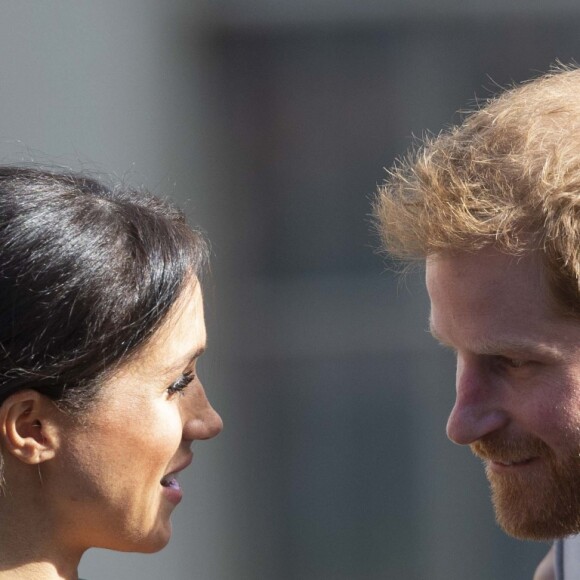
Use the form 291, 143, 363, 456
48, 280, 223, 553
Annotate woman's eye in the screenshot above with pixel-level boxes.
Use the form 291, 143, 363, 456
167, 371, 194, 396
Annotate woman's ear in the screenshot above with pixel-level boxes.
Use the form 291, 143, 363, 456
0, 390, 62, 465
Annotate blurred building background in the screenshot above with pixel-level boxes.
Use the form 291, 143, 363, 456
1, 1, 579, 578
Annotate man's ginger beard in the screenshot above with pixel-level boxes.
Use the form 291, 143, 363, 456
471, 435, 580, 540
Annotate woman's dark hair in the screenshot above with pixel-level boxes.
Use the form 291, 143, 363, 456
0, 166, 208, 411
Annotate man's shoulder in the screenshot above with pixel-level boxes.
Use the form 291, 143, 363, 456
534, 545, 556, 580
561, 534, 580, 579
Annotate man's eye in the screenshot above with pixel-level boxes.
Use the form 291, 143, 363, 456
497, 356, 527, 369
167, 371, 194, 396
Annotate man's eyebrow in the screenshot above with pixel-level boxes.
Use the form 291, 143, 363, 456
428, 320, 563, 359
427, 318, 446, 345
472, 338, 562, 358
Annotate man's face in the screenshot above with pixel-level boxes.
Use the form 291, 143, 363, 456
426, 247, 580, 540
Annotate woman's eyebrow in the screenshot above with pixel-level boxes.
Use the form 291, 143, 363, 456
163, 345, 206, 374
187, 345, 206, 364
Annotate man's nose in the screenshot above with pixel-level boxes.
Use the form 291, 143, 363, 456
446, 357, 508, 445
183, 381, 224, 441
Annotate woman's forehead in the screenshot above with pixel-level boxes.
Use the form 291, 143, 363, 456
112, 280, 206, 381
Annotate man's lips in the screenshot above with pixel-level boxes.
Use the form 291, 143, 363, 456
490, 458, 535, 467
486, 456, 539, 473
471, 444, 542, 470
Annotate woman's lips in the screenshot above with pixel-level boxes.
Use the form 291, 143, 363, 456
161, 474, 183, 504
160, 455, 192, 504
162, 476, 180, 490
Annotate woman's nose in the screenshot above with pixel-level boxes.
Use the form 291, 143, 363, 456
446, 357, 508, 445
182, 381, 223, 441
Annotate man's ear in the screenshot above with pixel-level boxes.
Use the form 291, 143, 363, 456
0, 390, 62, 465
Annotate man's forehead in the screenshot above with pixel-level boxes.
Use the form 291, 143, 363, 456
426, 248, 548, 287
426, 248, 546, 324
425, 246, 580, 353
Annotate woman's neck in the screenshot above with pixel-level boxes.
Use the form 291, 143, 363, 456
0, 486, 82, 580
0, 561, 78, 580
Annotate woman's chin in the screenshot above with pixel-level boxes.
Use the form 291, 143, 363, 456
136, 527, 173, 554
104, 522, 173, 554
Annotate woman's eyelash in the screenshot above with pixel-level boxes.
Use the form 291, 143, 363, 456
167, 371, 194, 396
